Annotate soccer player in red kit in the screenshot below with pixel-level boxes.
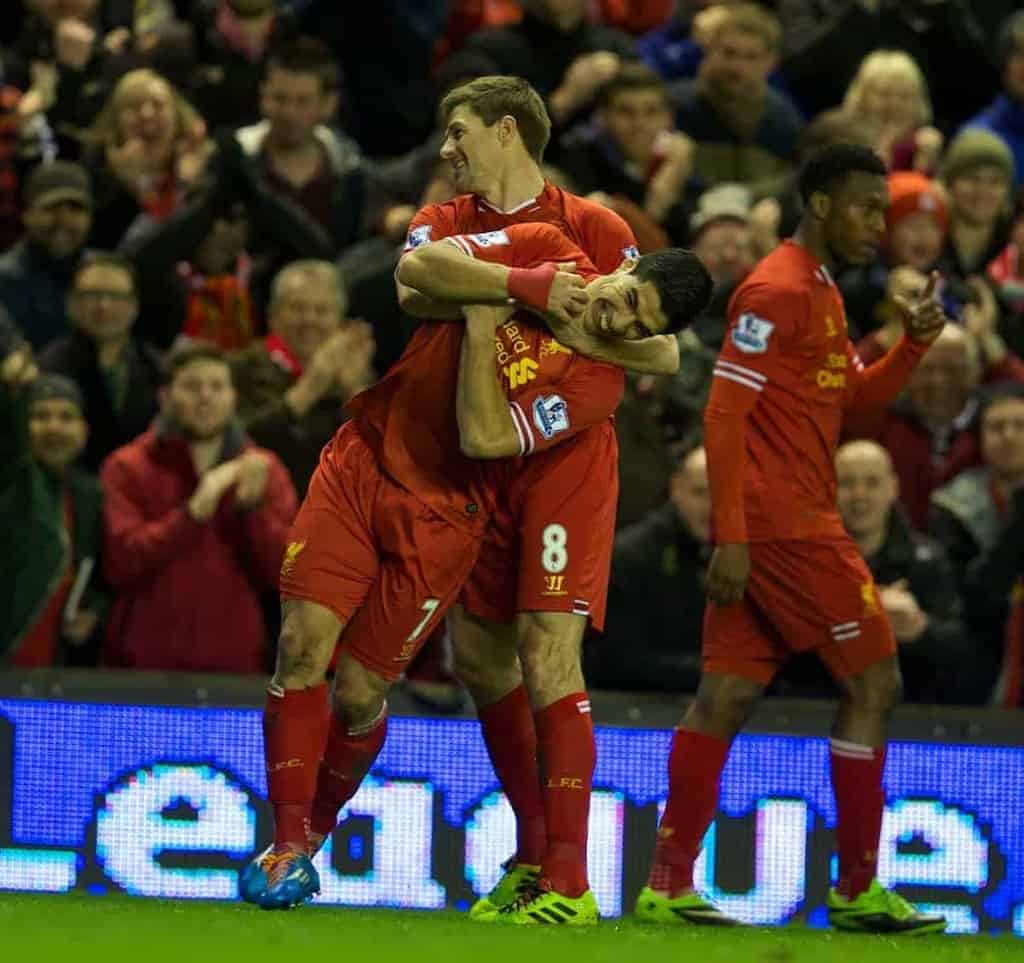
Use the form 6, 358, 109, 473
395, 75, 692, 923
243, 213, 707, 909
399, 224, 710, 923
637, 144, 949, 934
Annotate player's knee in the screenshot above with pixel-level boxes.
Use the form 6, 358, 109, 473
687, 673, 764, 737
274, 601, 343, 688
332, 654, 390, 730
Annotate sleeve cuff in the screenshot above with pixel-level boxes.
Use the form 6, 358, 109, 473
509, 401, 533, 455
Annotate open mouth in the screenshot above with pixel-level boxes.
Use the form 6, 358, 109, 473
593, 298, 613, 333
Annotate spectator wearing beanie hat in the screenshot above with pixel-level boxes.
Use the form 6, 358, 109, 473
886, 171, 949, 273
938, 129, 1016, 283
0, 335, 107, 668
963, 11, 1024, 186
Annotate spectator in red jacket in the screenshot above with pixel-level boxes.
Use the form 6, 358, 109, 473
845, 325, 994, 531
101, 340, 297, 672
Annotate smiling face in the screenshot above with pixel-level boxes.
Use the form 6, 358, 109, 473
440, 104, 511, 196
888, 211, 944, 270
599, 87, 673, 166
582, 264, 667, 340
29, 398, 87, 473
948, 165, 1011, 228
836, 441, 897, 542
270, 269, 342, 367
23, 198, 92, 260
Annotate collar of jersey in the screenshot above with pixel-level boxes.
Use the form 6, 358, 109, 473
477, 195, 542, 215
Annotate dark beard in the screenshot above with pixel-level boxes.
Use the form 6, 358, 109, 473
181, 423, 226, 443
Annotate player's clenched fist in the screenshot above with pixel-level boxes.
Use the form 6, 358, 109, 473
893, 271, 948, 345
548, 269, 587, 322
705, 543, 751, 606
508, 264, 586, 325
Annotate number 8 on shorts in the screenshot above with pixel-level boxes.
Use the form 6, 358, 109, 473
542, 523, 568, 574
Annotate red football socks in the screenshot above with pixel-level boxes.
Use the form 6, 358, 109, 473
830, 738, 886, 899
309, 705, 389, 842
477, 685, 546, 866
648, 728, 731, 896
263, 683, 330, 851
534, 692, 596, 898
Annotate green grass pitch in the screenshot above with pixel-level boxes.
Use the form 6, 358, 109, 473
2, 895, 1019, 963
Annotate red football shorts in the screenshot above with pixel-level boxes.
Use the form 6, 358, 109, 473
460, 421, 618, 629
279, 423, 482, 680
702, 537, 897, 685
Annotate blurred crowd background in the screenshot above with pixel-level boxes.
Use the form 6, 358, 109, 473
2, 0, 1024, 712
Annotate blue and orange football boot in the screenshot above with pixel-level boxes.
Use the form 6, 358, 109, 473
254, 849, 320, 910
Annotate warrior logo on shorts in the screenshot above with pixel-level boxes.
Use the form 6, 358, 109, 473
543, 575, 567, 596
281, 540, 306, 577
533, 394, 570, 439
861, 580, 879, 617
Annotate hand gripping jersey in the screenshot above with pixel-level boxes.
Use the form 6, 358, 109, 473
348, 212, 629, 533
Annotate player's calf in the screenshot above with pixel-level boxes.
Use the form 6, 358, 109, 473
259, 601, 340, 885
515, 612, 594, 900
516, 610, 585, 711
307, 653, 392, 852
453, 608, 547, 894
452, 606, 523, 706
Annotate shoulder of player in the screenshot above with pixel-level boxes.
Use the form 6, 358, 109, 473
731, 272, 810, 314
737, 247, 817, 296
411, 195, 476, 229
561, 189, 632, 236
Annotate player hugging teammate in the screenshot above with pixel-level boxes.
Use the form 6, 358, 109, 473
241, 72, 948, 935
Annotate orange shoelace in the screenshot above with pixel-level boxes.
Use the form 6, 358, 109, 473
260, 850, 298, 887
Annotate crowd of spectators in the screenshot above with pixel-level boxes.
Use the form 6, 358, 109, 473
2, 0, 1024, 711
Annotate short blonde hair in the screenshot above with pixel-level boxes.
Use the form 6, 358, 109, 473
713, 3, 782, 53
843, 50, 932, 127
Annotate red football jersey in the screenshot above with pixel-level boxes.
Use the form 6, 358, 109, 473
347, 221, 623, 532
449, 226, 626, 457
402, 182, 639, 275
705, 241, 928, 543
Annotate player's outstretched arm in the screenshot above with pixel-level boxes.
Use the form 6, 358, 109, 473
456, 304, 523, 459
397, 237, 588, 324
